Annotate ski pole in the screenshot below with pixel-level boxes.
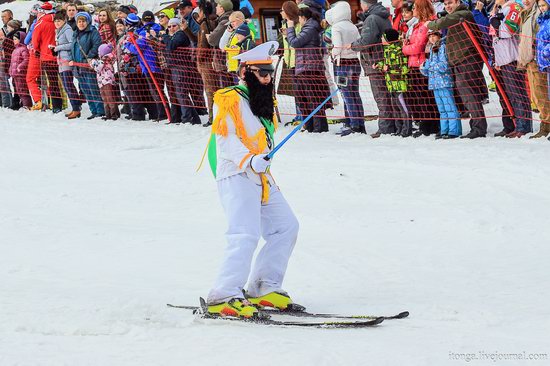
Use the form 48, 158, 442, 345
265, 88, 339, 160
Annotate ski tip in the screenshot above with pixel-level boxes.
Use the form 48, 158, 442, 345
395, 311, 409, 319
372, 316, 385, 326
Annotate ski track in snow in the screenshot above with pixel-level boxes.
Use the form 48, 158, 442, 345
1, 106, 549, 365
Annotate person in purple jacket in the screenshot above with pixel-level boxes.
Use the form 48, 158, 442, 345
8, 31, 32, 108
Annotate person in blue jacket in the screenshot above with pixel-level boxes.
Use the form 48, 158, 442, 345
126, 10, 168, 120
71, 11, 105, 119
421, 30, 462, 139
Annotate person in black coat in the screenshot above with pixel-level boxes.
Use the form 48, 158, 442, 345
286, 7, 330, 133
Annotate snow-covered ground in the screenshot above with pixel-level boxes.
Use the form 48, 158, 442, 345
1, 105, 550, 365
2, 1, 550, 365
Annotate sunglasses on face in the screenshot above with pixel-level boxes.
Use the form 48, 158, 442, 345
249, 67, 273, 78
159, 14, 167, 18
169, 24, 179, 28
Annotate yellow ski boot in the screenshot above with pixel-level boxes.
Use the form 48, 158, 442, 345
30, 102, 43, 111
247, 291, 303, 311
206, 298, 259, 319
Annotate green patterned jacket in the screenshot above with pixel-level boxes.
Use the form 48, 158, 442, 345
376, 43, 409, 93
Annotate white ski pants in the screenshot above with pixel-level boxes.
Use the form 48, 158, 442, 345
207, 173, 299, 304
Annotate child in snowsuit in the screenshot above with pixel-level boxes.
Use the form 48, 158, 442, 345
89, 43, 120, 120
376, 29, 411, 137
421, 30, 462, 138
9, 31, 32, 108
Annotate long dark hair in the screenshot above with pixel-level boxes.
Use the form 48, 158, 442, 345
98, 8, 116, 33
298, 7, 321, 24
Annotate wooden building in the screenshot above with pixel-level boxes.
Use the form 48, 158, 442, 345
158, 1, 363, 42
252, 0, 362, 42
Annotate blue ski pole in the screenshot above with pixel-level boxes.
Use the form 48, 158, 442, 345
265, 88, 339, 160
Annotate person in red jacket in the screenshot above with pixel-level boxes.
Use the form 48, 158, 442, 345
391, 0, 404, 31
27, 2, 63, 112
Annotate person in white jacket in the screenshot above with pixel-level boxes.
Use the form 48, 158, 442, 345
204, 41, 300, 319
326, 1, 364, 136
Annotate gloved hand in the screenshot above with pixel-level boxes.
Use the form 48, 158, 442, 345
250, 154, 271, 173
490, 13, 504, 30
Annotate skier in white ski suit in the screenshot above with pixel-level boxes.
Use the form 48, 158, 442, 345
205, 41, 299, 317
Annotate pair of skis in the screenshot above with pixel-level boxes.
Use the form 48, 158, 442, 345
167, 298, 409, 329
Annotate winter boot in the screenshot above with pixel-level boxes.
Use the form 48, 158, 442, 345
66, 111, 81, 119
30, 102, 43, 111
206, 298, 258, 318
494, 129, 512, 137
529, 122, 550, 139
247, 291, 295, 311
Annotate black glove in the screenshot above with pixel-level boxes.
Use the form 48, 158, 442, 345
490, 13, 504, 30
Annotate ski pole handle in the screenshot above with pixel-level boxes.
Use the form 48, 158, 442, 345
265, 88, 339, 161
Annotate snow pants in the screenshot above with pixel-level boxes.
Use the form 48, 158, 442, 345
434, 87, 462, 136
368, 70, 396, 134
207, 173, 299, 304
13, 75, 32, 108
26, 54, 41, 103
390, 92, 411, 136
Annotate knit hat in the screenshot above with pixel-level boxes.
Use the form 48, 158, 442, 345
159, 8, 176, 18
75, 11, 92, 24
235, 23, 250, 37
128, 5, 139, 14
178, 0, 193, 8
118, 5, 131, 15
7, 19, 22, 31
216, 0, 233, 12
168, 17, 182, 26
240, 7, 252, 19
39, 2, 54, 12
383, 28, 399, 42
142, 10, 155, 22
14, 31, 26, 41
125, 13, 140, 26
98, 43, 113, 58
